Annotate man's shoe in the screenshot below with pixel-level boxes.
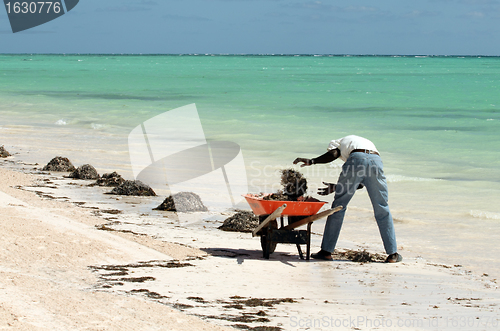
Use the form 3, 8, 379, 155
311, 249, 333, 261
385, 252, 403, 263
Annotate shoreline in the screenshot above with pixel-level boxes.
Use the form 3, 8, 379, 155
1, 154, 499, 330
3, 135, 500, 279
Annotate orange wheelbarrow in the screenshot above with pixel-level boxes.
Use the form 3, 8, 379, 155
244, 194, 342, 260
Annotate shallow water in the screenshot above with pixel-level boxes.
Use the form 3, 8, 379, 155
1, 54, 499, 276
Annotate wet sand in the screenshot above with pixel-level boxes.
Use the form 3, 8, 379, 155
0, 161, 499, 330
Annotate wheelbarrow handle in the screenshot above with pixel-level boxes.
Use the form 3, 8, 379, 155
251, 204, 287, 237
282, 205, 343, 230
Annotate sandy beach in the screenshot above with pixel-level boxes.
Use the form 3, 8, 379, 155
0, 166, 234, 331
0, 154, 499, 331
2, 0, 500, 326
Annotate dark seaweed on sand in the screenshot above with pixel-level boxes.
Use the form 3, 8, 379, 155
109, 180, 156, 196
0, 146, 11, 158
42, 156, 76, 172
332, 249, 385, 263
154, 192, 208, 212
69, 164, 100, 180
218, 210, 259, 233
90, 172, 125, 187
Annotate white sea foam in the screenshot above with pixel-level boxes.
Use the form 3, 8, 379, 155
469, 210, 500, 220
386, 175, 441, 183
55, 119, 67, 125
91, 123, 106, 130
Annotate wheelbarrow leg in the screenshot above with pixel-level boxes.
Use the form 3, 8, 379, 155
296, 244, 304, 260
306, 222, 312, 260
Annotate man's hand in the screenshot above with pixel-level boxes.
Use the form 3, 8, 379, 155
318, 182, 336, 196
293, 157, 312, 167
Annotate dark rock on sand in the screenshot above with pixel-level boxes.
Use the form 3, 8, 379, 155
109, 180, 156, 196
69, 164, 100, 180
90, 172, 125, 187
218, 210, 259, 233
154, 192, 208, 212
43, 156, 76, 172
0, 146, 11, 158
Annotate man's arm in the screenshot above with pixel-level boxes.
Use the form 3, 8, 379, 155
293, 148, 340, 167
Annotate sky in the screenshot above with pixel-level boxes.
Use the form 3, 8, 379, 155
1, 0, 500, 55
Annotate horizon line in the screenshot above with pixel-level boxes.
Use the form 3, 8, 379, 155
0, 53, 499, 58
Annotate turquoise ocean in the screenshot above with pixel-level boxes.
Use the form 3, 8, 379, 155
1, 54, 499, 275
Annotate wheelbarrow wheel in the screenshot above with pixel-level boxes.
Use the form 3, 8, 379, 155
259, 215, 278, 258
260, 235, 277, 256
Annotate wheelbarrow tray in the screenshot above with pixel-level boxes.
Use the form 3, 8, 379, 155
243, 194, 327, 216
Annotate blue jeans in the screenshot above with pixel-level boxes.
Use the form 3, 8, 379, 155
321, 152, 397, 254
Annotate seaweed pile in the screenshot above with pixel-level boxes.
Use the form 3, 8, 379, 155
262, 169, 308, 201
42, 156, 76, 172
332, 249, 385, 263
109, 180, 156, 196
90, 172, 125, 187
218, 210, 259, 233
154, 192, 208, 212
69, 164, 100, 180
0, 146, 11, 158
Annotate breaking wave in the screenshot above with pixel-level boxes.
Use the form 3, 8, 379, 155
469, 210, 500, 220
386, 175, 441, 183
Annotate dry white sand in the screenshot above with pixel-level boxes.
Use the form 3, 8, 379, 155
0, 168, 230, 331
1, 166, 499, 331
